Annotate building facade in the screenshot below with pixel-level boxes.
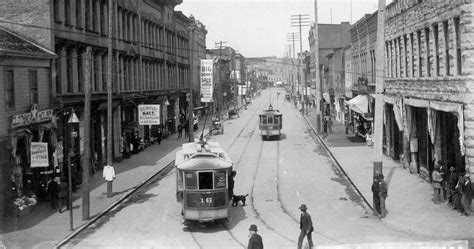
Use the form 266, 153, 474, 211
0, 27, 56, 217
384, 0, 474, 180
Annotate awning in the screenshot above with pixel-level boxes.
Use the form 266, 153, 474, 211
345, 94, 369, 114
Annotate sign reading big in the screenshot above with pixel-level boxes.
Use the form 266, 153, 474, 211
200, 59, 213, 102
138, 105, 160, 125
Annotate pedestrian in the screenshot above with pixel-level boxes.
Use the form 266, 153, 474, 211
57, 177, 69, 213
157, 129, 162, 145
247, 224, 263, 249
184, 121, 189, 139
297, 204, 313, 249
177, 123, 183, 138
371, 176, 381, 216
327, 117, 333, 133
47, 176, 59, 209
378, 174, 388, 218
438, 161, 447, 201
323, 118, 328, 134
447, 166, 458, 206
432, 164, 443, 203
228, 170, 236, 201
459, 175, 472, 216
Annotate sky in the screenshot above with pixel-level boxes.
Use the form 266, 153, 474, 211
176, 0, 380, 58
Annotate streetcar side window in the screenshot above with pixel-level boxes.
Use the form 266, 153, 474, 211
274, 116, 279, 124
260, 116, 267, 124
185, 172, 197, 189
198, 172, 213, 190
214, 170, 226, 189
267, 116, 273, 124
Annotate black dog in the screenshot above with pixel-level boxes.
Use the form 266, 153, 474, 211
232, 194, 249, 207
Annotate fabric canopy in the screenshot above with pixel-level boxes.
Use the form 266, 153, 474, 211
345, 94, 369, 114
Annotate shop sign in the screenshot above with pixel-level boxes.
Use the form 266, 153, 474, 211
138, 105, 160, 125
30, 142, 49, 168
200, 59, 214, 102
11, 104, 53, 129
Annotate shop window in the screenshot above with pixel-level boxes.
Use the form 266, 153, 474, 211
198, 172, 213, 190
4, 69, 15, 109
29, 70, 38, 105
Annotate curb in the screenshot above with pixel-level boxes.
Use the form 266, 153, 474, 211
54, 160, 176, 248
302, 114, 373, 211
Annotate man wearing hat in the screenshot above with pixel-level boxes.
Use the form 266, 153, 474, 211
297, 204, 313, 249
447, 166, 457, 205
432, 165, 443, 203
247, 224, 263, 249
378, 174, 388, 218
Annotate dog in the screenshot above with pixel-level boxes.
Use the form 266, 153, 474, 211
232, 194, 249, 207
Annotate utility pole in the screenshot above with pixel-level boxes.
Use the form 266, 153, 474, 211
291, 14, 310, 115
215, 41, 227, 118
188, 24, 195, 142
373, 0, 386, 177
314, 0, 322, 133
286, 33, 299, 100
106, 0, 114, 198
82, 46, 92, 220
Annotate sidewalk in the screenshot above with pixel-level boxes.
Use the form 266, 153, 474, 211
305, 109, 474, 242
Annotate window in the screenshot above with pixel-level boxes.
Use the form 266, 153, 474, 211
85, 0, 91, 30
101, 2, 107, 35
443, 20, 450, 76
410, 33, 415, 77
77, 49, 84, 92
417, 30, 422, 77
54, 0, 61, 23
102, 54, 107, 92
454, 17, 462, 75
66, 49, 73, 92
55, 54, 62, 93
76, 0, 82, 28
433, 24, 439, 76
185, 172, 197, 189
214, 171, 226, 189
267, 116, 274, 124
29, 70, 38, 104
64, 0, 71, 26
404, 35, 409, 77
198, 172, 213, 190
425, 27, 430, 77
92, 0, 98, 32
4, 69, 15, 108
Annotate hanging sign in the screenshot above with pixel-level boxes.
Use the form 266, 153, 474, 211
200, 59, 214, 102
11, 104, 53, 129
138, 104, 160, 125
30, 142, 49, 167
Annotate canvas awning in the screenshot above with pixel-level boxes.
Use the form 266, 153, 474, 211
345, 94, 369, 114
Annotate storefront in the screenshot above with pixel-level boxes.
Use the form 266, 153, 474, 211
383, 96, 404, 162
8, 105, 57, 215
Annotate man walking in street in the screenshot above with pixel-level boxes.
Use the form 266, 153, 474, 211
297, 204, 313, 249
247, 224, 263, 249
378, 174, 388, 218
432, 164, 443, 203
371, 176, 381, 216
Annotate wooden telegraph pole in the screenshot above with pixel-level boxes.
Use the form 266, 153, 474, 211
188, 25, 195, 142
82, 47, 91, 221
106, 0, 114, 198
373, 0, 386, 176
314, 0, 322, 133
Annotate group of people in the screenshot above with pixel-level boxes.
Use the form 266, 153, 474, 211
371, 173, 388, 219
46, 176, 70, 213
246, 203, 315, 249
432, 161, 472, 216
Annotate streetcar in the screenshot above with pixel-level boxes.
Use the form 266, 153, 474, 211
259, 104, 282, 140
175, 139, 233, 225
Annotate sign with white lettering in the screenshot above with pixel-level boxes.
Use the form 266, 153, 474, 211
200, 59, 214, 102
138, 105, 160, 125
11, 104, 53, 129
30, 142, 49, 168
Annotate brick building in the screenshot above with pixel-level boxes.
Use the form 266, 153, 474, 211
0, 27, 56, 217
384, 0, 474, 180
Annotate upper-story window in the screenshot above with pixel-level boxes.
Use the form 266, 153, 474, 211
443, 20, 450, 76
54, 0, 61, 23
4, 69, 15, 109
64, 0, 71, 26
29, 70, 38, 105
76, 0, 82, 28
454, 16, 462, 75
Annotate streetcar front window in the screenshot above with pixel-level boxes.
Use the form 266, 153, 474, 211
185, 172, 197, 189
214, 171, 226, 189
267, 116, 273, 124
261, 116, 267, 124
198, 172, 213, 190
274, 116, 279, 124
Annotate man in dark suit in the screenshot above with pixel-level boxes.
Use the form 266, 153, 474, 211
297, 204, 313, 249
247, 224, 263, 249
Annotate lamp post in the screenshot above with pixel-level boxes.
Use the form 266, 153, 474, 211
67, 108, 79, 231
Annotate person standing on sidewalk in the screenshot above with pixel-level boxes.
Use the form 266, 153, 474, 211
297, 204, 314, 249
327, 117, 333, 133
371, 176, 381, 216
247, 224, 263, 249
447, 167, 458, 206
378, 174, 388, 218
432, 165, 443, 203
177, 123, 183, 138
459, 175, 472, 216
57, 177, 69, 213
47, 176, 59, 209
